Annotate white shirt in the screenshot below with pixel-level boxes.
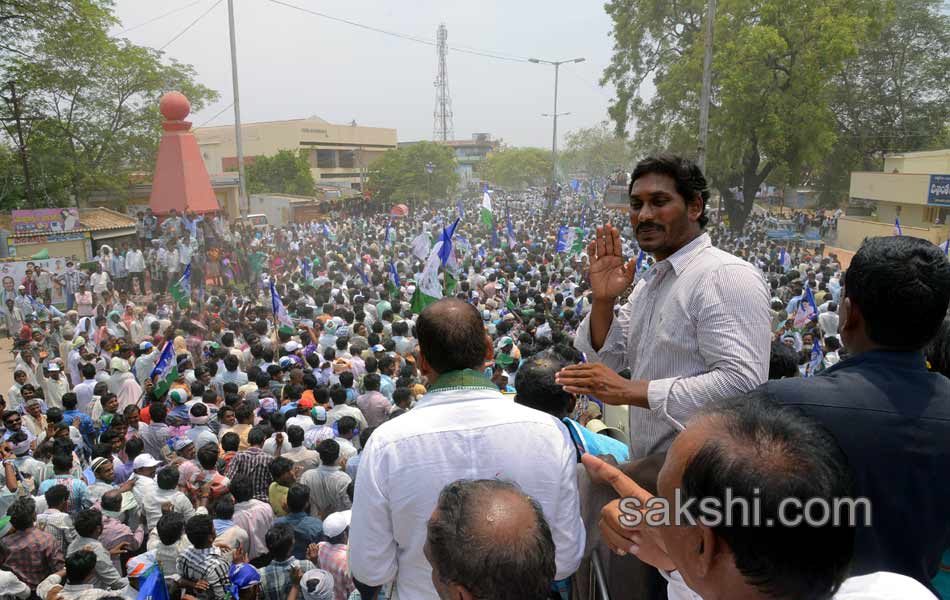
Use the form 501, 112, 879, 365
663, 570, 936, 600
349, 380, 585, 600
233, 499, 275, 560
125, 249, 145, 273
574, 233, 772, 458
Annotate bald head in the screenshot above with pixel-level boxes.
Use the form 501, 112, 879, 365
425, 479, 555, 600
417, 298, 488, 374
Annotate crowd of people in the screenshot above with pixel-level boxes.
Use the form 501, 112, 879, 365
0, 153, 946, 600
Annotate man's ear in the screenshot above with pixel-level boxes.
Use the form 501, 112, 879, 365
484, 334, 494, 364
448, 583, 475, 600
694, 524, 718, 578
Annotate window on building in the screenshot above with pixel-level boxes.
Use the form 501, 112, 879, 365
316, 150, 336, 168
338, 150, 356, 169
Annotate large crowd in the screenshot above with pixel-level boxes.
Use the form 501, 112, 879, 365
0, 153, 947, 600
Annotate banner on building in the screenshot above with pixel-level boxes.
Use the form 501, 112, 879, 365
12, 208, 81, 234
928, 175, 950, 206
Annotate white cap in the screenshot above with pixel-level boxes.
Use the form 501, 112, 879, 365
323, 510, 352, 538
46, 364, 61, 372
132, 454, 160, 470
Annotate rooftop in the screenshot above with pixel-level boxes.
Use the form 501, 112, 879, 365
2, 207, 137, 237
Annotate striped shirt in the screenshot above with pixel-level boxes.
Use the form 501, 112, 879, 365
574, 232, 771, 459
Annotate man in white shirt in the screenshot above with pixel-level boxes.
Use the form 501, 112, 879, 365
562, 155, 771, 459
583, 391, 938, 600
349, 299, 584, 600
139, 463, 196, 531
124, 246, 146, 295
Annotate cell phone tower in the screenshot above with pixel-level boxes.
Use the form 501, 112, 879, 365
432, 23, 455, 142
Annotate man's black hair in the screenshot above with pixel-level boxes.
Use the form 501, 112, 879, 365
768, 341, 800, 380
73, 509, 103, 538
197, 443, 219, 470
221, 432, 240, 452
363, 373, 381, 392
44, 484, 70, 510
630, 154, 709, 228
427, 479, 555, 600
185, 514, 215, 548
265, 522, 296, 560
157, 511, 186, 546
681, 391, 855, 599
158, 465, 179, 490
247, 425, 267, 447
844, 236, 950, 350
229, 475, 254, 503
417, 299, 487, 374
214, 496, 235, 520
286, 483, 310, 514
269, 457, 294, 480
287, 425, 305, 447
66, 550, 98, 585
514, 355, 572, 417
337, 415, 357, 437
317, 439, 340, 466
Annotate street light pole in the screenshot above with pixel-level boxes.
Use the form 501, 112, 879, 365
226, 0, 248, 218
697, 0, 717, 171
530, 56, 585, 193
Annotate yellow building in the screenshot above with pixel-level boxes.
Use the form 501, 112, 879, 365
839, 149, 950, 250
193, 117, 397, 194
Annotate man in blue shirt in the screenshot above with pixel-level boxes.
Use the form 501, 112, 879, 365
514, 354, 628, 464
61, 392, 95, 454
273, 484, 323, 561
760, 236, 950, 594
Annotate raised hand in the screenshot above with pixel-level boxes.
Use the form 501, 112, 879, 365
588, 224, 637, 302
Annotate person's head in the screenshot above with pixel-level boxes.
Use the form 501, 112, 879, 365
417, 299, 489, 380
157, 511, 186, 546
629, 154, 708, 261
235, 402, 254, 425
185, 514, 215, 549
269, 457, 295, 487
74, 509, 104, 539
841, 236, 950, 353
62, 392, 78, 410
363, 373, 381, 392
653, 391, 854, 600
101, 490, 123, 514
286, 483, 311, 514
214, 496, 235, 521
44, 484, 70, 512
286, 425, 305, 448
264, 522, 296, 561
229, 475, 254, 503
81, 363, 97, 380
221, 431, 240, 453
768, 340, 799, 380
514, 355, 573, 418
197, 443, 220, 470
91, 456, 115, 483
65, 550, 98, 585
425, 479, 556, 600
392, 387, 412, 410
247, 426, 267, 448
336, 415, 357, 439
224, 354, 240, 373
317, 438, 341, 467
52, 450, 73, 474
157, 465, 180, 491
150, 401, 167, 424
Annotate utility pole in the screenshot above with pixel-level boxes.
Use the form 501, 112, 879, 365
2, 82, 36, 206
227, 0, 248, 217
697, 0, 717, 171
530, 57, 585, 191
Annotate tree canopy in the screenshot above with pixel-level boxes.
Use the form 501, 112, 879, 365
602, 0, 908, 229
366, 141, 458, 206
241, 150, 316, 197
0, 0, 217, 209
478, 147, 553, 189
559, 123, 633, 183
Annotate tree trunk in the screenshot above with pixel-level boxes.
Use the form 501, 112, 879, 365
721, 141, 774, 232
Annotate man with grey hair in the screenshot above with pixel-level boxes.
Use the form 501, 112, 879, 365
424, 479, 556, 600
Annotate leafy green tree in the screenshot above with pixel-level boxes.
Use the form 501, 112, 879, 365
0, 1, 217, 207
813, 0, 950, 206
478, 147, 553, 189
603, 0, 876, 230
367, 141, 458, 207
560, 123, 633, 182
241, 149, 316, 196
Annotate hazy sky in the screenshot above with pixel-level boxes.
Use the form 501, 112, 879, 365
111, 0, 621, 148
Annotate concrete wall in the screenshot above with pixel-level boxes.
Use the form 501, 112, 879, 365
849, 172, 932, 205
837, 215, 949, 250
884, 150, 950, 174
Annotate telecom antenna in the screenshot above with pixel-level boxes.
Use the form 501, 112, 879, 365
433, 23, 455, 142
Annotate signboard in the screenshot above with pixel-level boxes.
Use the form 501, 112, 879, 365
12, 208, 81, 234
928, 174, 950, 206
604, 171, 630, 209
8, 231, 87, 247
0, 257, 77, 306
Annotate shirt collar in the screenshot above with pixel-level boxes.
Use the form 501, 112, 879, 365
428, 369, 496, 393
663, 232, 712, 276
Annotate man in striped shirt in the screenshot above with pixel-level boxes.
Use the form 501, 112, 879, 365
561, 154, 771, 460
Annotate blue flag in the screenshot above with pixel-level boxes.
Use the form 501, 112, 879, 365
322, 223, 337, 241
457, 199, 465, 219
806, 338, 824, 377
635, 249, 645, 275
506, 206, 516, 248
136, 565, 170, 600
894, 217, 903, 236
270, 279, 294, 328
388, 261, 401, 289
794, 284, 819, 329
438, 217, 461, 266
149, 340, 175, 379
556, 226, 569, 253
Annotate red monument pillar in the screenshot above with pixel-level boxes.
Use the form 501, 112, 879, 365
148, 92, 221, 216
